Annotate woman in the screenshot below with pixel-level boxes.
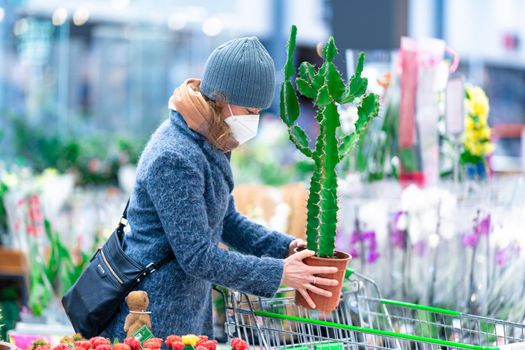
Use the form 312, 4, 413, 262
102, 36, 338, 340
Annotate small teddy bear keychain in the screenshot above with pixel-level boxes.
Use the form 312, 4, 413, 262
124, 290, 152, 337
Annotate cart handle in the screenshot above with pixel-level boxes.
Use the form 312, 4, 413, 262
345, 268, 462, 316
253, 309, 500, 350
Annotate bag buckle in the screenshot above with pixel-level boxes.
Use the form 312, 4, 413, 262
146, 262, 157, 274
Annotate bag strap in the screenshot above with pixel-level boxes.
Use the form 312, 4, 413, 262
116, 199, 130, 240
145, 253, 175, 274
117, 199, 175, 274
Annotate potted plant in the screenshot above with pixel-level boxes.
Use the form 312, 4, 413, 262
280, 25, 379, 311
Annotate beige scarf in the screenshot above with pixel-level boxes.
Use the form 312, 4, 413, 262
168, 79, 238, 152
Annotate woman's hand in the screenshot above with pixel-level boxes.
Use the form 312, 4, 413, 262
281, 249, 339, 309
288, 238, 306, 257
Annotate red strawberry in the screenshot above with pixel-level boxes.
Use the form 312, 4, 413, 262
113, 344, 131, 350
171, 342, 184, 350
95, 345, 111, 350
75, 341, 91, 350
124, 338, 140, 350
197, 336, 208, 344
90, 337, 110, 348
231, 338, 248, 350
143, 338, 163, 349
166, 336, 182, 348
200, 340, 217, 350
53, 345, 71, 350
196, 346, 208, 350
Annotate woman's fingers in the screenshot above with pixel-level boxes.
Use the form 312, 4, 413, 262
312, 276, 339, 287
306, 284, 332, 298
299, 288, 316, 309
296, 239, 306, 248
292, 249, 316, 260
308, 266, 338, 275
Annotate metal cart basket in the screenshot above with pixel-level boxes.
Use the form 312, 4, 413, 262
217, 269, 525, 350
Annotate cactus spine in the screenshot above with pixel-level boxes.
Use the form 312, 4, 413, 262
280, 25, 379, 257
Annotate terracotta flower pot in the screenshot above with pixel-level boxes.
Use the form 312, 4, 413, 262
295, 250, 351, 312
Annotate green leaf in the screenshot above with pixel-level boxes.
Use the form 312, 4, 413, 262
326, 63, 345, 100
280, 81, 300, 126
296, 78, 316, 99
323, 37, 337, 62
316, 85, 332, 106
299, 62, 316, 84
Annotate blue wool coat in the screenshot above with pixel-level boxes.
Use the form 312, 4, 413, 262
102, 111, 293, 340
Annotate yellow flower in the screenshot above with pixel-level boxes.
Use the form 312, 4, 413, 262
466, 86, 489, 117
484, 142, 494, 154
463, 85, 493, 159
469, 127, 490, 141
465, 117, 475, 131
471, 143, 484, 156
182, 335, 199, 346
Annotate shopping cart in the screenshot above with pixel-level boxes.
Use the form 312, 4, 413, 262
215, 269, 525, 350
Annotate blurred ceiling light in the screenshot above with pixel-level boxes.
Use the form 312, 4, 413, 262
52, 7, 68, 26
0, 8, 5, 22
73, 7, 90, 26
111, 0, 130, 11
202, 17, 222, 37
13, 18, 28, 36
168, 13, 187, 31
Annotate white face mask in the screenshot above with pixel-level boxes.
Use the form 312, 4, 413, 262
225, 104, 260, 145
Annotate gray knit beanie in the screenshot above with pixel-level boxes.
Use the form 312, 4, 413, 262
200, 36, 276, 109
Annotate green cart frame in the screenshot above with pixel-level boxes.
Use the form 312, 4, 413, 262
217, 269, 525, 350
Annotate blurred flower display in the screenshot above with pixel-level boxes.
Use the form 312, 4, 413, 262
461, 85, 494, 178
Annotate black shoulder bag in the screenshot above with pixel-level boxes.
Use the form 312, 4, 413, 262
61, 200, 174, 338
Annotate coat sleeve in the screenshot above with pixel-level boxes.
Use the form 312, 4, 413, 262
221, 196, 293, 259
146, 153, 283, 297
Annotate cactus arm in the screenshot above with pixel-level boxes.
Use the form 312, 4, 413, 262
279, 25, 300, 127
289, 125, 312, 158
296, 78, 317, 99
299, 62, 316, 84
280, 80, 300, 127
284, 25, 297, 80
338, 133, 358, 161
338, 93, 380, 160
340, 52, 368, 104
279, 25, 314, 157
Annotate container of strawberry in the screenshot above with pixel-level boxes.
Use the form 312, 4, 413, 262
28, 334, 247, 350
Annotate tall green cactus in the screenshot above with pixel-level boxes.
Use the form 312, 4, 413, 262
280, 25, 379, 258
